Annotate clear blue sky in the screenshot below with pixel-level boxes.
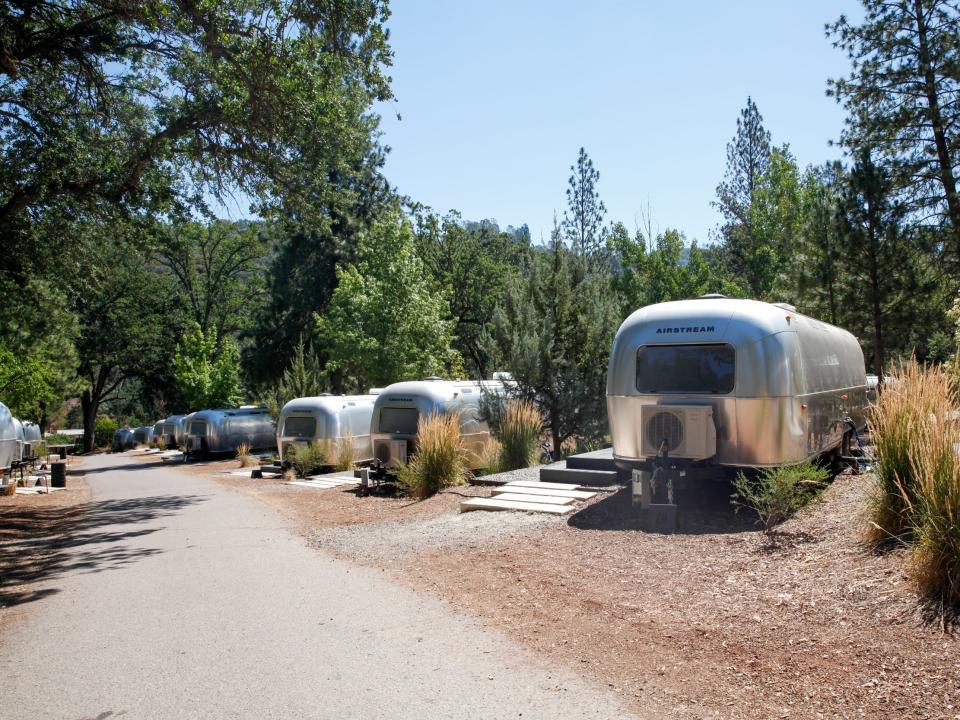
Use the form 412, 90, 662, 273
376, 0, 863, 245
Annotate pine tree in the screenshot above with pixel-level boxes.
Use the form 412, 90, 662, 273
828, 0, 960, 261
562, 148, 607, 256
715, 97, 774, 295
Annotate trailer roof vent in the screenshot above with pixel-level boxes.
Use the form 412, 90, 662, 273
424, 376, 443, 381
697, 293, 727, 300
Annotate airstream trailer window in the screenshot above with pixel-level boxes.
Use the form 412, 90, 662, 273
636, 344, 735, 394
379, 407, 419, 435
283, 416, 316, 438
190, 420, 208, 436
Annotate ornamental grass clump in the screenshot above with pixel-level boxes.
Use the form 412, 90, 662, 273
236, 441, 256, 467
396, 413, 467, 499
498, 399, 542, 471
333, 432, 355, 472
867, 358, 949, 543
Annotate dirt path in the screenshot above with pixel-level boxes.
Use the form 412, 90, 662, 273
0, 452, 642, 720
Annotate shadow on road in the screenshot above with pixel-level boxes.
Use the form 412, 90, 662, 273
0, 494, 207, 609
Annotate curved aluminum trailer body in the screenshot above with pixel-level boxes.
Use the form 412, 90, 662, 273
112, 428, 136, 452
0, 402, 16, 470
11, 418, 24, 463
277, 395, 377, 464
21, 421, 42, 457
185, 408, 276, 455
370, 379, 508, 469
133, 426, 155, 446
153, 415, 188, 448
607, 298, 868, 470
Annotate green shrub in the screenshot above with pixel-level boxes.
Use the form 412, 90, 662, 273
94, 416, 119, 449
396, 413, 467, 499
731, 461, 831, 536
286, 441, 328, 478
498, 399, 541, 471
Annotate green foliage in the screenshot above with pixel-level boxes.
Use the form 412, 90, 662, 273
94, 416, 119, 449
173, 323, 243, 411
715, 97, 773, 296
158, 221, 268, 342
563, 147, 607, 255
414, 213, 528, 378
258, 335, 328, 417
609, 223, 740, 313
316, 211, 458, 391
489, 224, 620, 457
498, 399, 542, 471
286, 441, 328, 478
731, 462, 831, 536
828, 1, 960, 256
0, 348, 59, 422
395, 413, 467, 499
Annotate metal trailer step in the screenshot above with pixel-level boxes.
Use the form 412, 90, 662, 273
539, 466, 620, 486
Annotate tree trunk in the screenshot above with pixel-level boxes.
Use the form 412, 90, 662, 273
81, 389, 98, 453
866, 205, 885, 385
913, 0, 960, 253
550, 407, 562, 459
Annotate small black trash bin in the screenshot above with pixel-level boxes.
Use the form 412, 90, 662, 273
51, 462, 66, 488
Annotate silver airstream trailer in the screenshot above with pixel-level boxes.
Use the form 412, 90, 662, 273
112, 427, 136, 452
185, 407, 276, 456
133, 426, 155, 446
277, 395, 378, 464
152, 415, 188, 448
0, 402, 16, 471
370, 378, 508, 471
607, 297, 868, 474
11, 417, 24, 463
21, 421, 42, 458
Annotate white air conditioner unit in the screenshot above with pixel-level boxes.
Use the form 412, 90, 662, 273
373, 439, 407, 469
640, 405, 716, 460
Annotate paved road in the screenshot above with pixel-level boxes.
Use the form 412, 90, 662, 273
0, 453, 637, 719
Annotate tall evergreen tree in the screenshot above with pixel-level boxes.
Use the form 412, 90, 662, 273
715, 97, 774, 295
828, 0, 960, 261
562, 148, 607, 255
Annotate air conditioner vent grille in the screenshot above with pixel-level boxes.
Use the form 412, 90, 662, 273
646, 411, 684, 453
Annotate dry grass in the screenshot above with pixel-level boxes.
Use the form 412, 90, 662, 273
472, 437, 502, 474
236, 442, 257, 468
155, 436, 167, 451
498, 399, 541, 470
869, 357, 960, 605
333, 432, 354, 472
396, 413, 467, 499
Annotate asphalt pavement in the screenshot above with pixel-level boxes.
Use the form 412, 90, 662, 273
0, 452, 637, 719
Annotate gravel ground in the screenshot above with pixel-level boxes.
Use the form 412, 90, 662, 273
474, 463, 556, 485
308, 504, 560, 564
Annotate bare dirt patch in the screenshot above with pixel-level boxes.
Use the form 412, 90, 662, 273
392, 472, 960, 720
179, 457, 493, 532
0, 460, 91, 625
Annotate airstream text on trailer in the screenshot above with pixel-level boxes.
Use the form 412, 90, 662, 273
370, 378, 509, 472
277, 395, 378, 464
185, 407, 275, 456
606, 297, 868, 475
